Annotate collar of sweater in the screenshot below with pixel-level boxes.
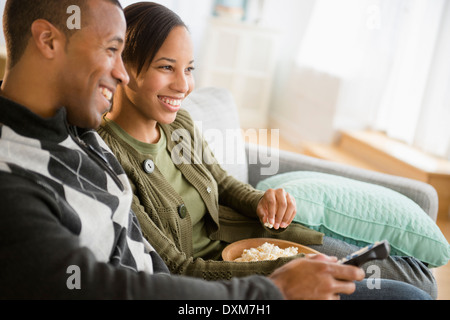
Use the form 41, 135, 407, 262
0, 95, 71, 143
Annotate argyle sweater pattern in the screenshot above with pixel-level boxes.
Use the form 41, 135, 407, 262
0, 96, 168, 277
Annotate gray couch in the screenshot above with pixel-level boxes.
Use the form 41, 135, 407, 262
183, 87, 439, 222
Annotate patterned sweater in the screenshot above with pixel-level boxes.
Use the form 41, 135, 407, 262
0, 94, 283, 300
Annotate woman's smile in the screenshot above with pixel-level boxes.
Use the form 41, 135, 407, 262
158, 95, 183, 112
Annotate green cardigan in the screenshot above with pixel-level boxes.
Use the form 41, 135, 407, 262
98, 109, 323, 280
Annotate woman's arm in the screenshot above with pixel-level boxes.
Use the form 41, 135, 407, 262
198, 125, 296, 229
130, 191, 299, 280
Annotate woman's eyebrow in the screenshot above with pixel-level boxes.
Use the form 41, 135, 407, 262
154, 57, 195, 64
155, 57, 176, 63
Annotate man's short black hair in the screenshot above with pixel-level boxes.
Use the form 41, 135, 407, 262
3, 0, 123, 69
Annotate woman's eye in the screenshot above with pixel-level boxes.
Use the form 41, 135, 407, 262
160, 65, 173, 71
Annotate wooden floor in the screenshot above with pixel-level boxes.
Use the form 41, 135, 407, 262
260, 131, 450, 300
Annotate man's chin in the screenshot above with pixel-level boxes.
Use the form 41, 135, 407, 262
66, 113, 103, 130
102, 103, 112, 115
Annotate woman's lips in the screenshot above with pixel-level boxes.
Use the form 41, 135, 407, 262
158, 96, 183, 112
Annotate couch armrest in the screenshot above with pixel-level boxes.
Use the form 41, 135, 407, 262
246, 143, 439, 221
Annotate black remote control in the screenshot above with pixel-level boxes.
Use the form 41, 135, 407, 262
338, 240, 391, 267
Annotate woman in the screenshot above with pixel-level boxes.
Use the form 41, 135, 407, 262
98, 2, 437, 297
98, 1, 323, 278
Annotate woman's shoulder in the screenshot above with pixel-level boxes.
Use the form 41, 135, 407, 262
96, 119, 113, 143
175, 108, 194, 124
96, 118, 135, 161
167, 108, 195, 132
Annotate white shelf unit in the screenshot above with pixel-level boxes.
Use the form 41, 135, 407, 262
198, 18, 279, 129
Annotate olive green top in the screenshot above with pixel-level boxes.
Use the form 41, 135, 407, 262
102, 118, 223, 259
98, 109, 323, 280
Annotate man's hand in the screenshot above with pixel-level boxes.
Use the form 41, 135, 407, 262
256, 188, 296, 229
269, 254, 365, 300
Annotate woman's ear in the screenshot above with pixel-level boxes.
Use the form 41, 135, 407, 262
30, 19, 64, 60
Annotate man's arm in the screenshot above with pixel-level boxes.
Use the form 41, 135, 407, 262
0, 172, 283, 300
269, 254, 365, 300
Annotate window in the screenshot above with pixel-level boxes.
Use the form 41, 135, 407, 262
296, 0, 450, 159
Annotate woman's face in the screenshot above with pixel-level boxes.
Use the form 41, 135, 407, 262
124, 26, 195, 125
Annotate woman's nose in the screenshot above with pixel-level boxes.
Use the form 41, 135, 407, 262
171, 71, 190, 93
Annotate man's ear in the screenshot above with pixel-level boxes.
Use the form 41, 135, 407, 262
30, 19, 65, 59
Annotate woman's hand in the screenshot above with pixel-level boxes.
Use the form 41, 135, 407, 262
256, 188, 296, 230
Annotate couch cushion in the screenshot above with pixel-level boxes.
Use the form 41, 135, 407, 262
257, 171, 450, 267
183, 87, 248, 183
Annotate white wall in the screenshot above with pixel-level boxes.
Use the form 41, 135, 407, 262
120, 0, 319, 139
121, 0, 215, 61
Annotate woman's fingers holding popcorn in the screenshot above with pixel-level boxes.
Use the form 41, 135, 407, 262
257, 188, 297, 230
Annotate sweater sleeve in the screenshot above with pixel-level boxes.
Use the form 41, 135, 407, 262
130, 189, 300, 282
0, 172, 283, 300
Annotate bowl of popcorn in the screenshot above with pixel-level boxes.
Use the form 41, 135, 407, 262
222, 238, 321, 262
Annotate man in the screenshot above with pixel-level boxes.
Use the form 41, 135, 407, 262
0, 0, 428, 300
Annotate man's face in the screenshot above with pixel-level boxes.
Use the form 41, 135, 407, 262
58, 0, 129, 129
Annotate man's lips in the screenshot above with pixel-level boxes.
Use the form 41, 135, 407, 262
99, 86, 113, 101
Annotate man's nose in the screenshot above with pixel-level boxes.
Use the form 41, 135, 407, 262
113, 57, 130, 86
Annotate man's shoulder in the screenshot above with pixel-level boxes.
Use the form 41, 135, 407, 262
0, 169, 59, 215
0, 164, 61, 199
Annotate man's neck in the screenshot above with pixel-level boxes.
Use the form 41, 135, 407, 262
0, 61, 59, 119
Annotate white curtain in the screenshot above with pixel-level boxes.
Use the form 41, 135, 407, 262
413, 2, 450, 159
296, 0, 450, 160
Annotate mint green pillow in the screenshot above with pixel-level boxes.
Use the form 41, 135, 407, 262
256, 171, 450, 267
